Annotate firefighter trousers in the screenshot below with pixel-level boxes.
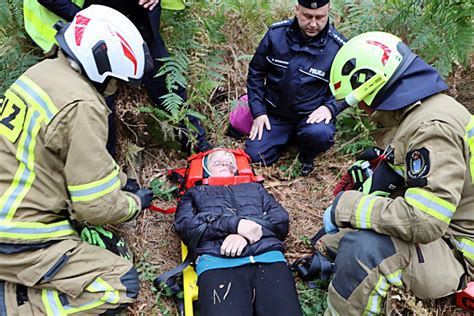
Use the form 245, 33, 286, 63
323, 229, 467, 316
0, 238, 139, 315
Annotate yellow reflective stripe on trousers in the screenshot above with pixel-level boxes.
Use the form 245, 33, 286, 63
364, 275, 390, 316
42, 289, 66, 316
42, 278, 119, 315
0, 220, 75, 240
454, 237, 474, 260
355, 195, 379, 229
405, 188, 456, 224
386, 269, 403, 287
85, 277, 120, 304
465, 115, 474, 184
68, 168, 121, 202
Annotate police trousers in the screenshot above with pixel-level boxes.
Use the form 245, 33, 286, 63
245, 114, 335, 165
323, 229, 466, 315
0, 238, 138, 315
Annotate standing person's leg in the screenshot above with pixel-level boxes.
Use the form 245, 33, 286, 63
197, 266, 255, 316
295, 117, 336, 175
104, 94, 117, 158
245, 116, 294, 166
145, 7, 210, 152
253, 262, 302, 316
0, 239, 139, 315
325, 230, 466, 315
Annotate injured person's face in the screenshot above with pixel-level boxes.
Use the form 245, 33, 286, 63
206, 150, 237, 177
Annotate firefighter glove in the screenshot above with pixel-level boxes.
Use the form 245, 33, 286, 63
323, 205, 339, 234
123, 178, 140, 192
135, 188, 154, 210
79, 225, 131, 260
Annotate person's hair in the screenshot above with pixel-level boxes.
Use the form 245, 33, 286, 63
202, 149, 237, 176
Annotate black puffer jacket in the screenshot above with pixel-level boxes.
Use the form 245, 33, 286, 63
175, 182, 289, 258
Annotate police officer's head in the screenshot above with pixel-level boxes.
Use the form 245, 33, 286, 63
295, 0, 330, 38
55, 5, 153, 87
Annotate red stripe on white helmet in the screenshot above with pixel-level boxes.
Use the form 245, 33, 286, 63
116, 32, 137, 75
74, 15, 90, 46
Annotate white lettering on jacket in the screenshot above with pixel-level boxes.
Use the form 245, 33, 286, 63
309, 68, 326, 77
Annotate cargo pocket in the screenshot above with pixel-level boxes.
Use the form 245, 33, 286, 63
16, 239, 77, 288
406, 239, 465, 299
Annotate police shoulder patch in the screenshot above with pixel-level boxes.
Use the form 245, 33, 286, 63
270, 19, 292, 29
406, 148, 430, 180
328, 26, 347, 46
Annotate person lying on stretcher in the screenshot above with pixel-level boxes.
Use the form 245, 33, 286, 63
174, 149, 302, 316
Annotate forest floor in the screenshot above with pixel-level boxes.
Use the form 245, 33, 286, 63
113, 58, 474, 316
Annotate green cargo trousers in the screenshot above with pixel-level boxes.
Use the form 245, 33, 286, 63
0, 238, 139, 315
323, 229, 466, 315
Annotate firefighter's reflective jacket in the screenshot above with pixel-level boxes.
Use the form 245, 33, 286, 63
332, 94, 474, 278
0, 54, 139, 247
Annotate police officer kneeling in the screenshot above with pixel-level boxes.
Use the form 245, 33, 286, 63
322, 32, 474, 315
0, 6, 153, 315
245, 0, 347, 176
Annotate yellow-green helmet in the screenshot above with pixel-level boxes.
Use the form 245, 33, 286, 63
329, 32, 416, 109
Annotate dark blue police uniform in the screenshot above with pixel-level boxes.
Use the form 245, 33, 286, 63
245, 18, 346, 165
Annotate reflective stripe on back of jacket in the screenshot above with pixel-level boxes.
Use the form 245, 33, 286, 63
23, 0, 85, 52
0, 54, 138, 246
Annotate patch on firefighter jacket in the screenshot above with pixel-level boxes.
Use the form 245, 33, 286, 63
406, 148, 430, 179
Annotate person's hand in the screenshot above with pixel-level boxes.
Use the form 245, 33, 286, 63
306, 106, 332, 124
138, 0, 160, 10
220, 234, 248, 257
135, 188, 154, 210
123, 178, 140, 193
249, 114, 271, 141
237, 219, 262, 244
323, 205, 339, 234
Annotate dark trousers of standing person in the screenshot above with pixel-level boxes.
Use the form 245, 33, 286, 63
143, 6, 210, 153
92, 3, 210, 154
197, 262, 302, 316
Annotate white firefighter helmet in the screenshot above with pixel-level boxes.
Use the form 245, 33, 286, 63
55, 5, 153, 84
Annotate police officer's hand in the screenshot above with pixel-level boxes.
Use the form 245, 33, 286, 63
237, 219, 263, 244
249, 114, 271, 141
221, 234, 248, 257
138, 0, 159, 10
307, 106, 332, 124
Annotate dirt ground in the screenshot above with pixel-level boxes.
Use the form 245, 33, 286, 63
113, 59, 473, 315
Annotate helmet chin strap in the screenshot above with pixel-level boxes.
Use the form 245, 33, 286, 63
345, 72, 387, 107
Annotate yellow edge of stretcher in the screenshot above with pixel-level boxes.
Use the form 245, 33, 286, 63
181, 242, 198, 316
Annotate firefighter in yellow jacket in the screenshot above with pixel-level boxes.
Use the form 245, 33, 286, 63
0, 5, 153, 315
321, 32, 474, 315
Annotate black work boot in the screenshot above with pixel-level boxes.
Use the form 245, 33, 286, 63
300, 156, 314, 177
